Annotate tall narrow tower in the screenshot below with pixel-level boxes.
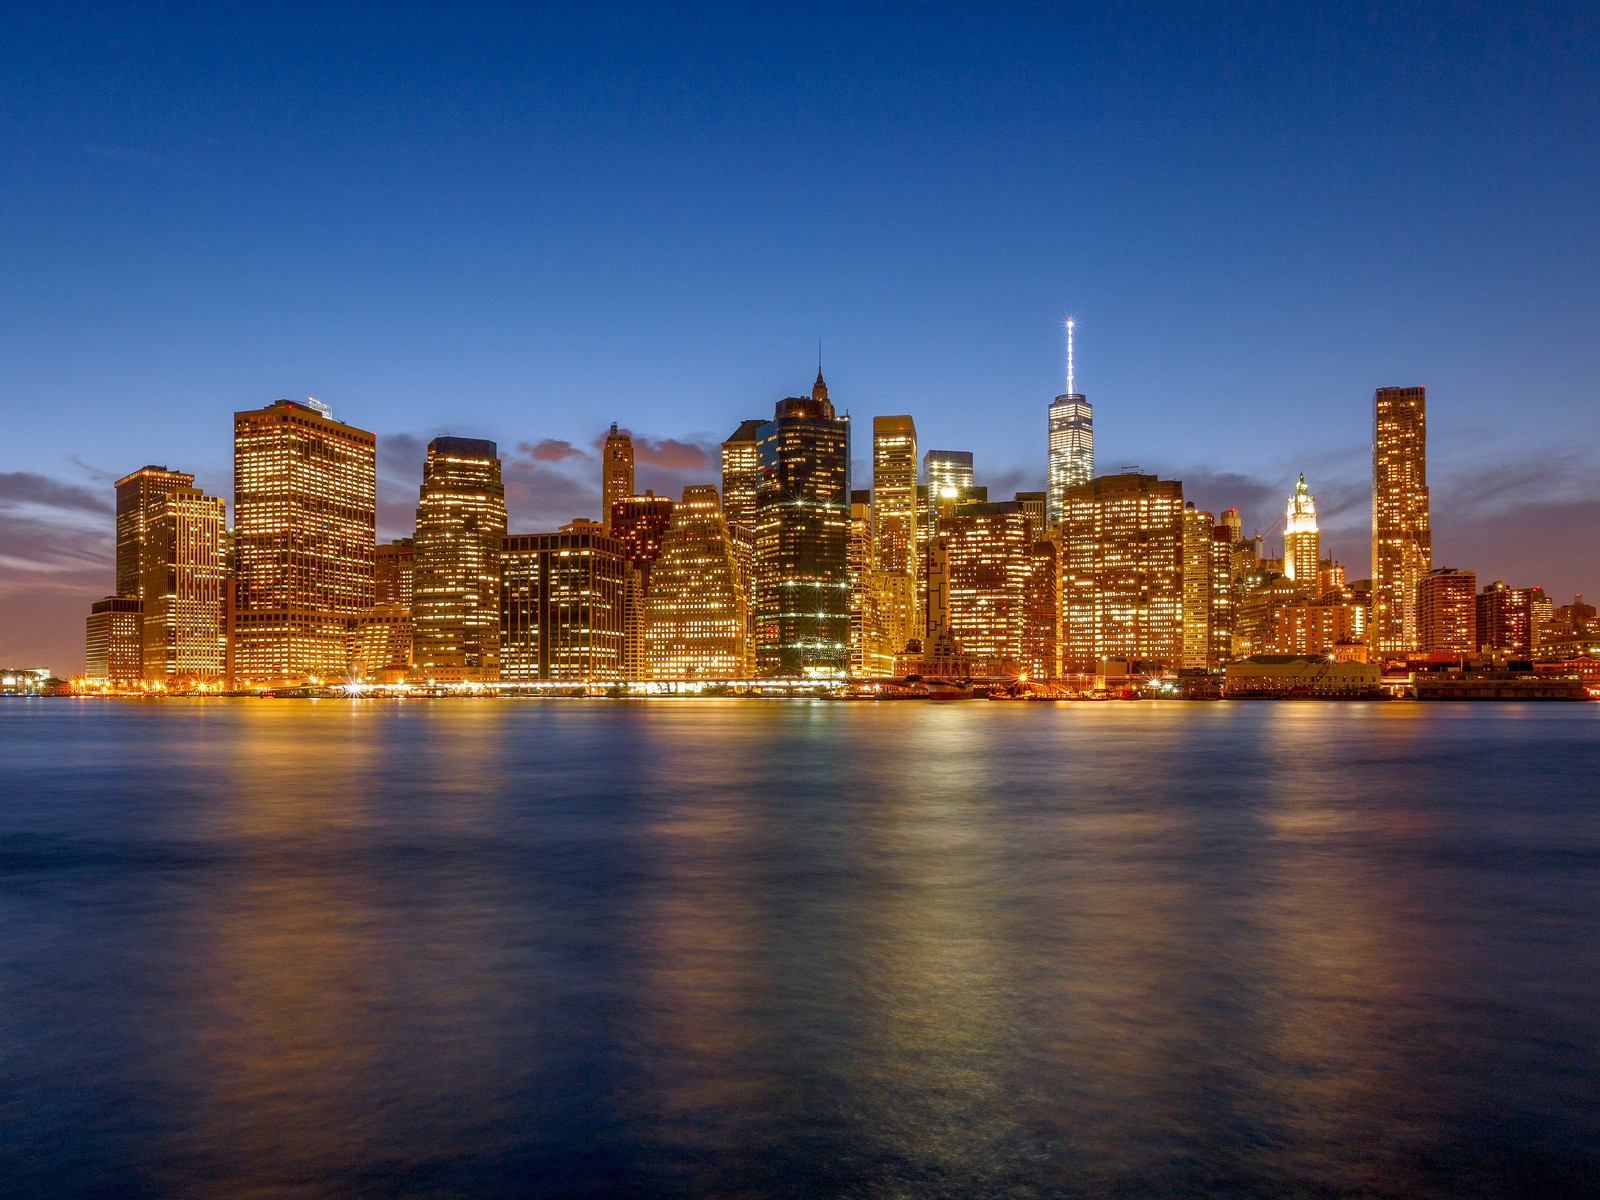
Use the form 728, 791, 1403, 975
601, 424, 634, 533
1047, 317, 1094, 527
1372, 386, 1431, 655
1283, 474, 1320, 591
412, 437, 507, 683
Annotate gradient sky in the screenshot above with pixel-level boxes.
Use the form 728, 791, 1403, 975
4, 3, 1598, 671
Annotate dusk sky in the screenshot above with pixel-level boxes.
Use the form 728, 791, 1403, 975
4, 3, 1598, 671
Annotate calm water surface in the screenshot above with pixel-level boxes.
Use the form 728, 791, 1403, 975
2, 699, 1598, 1198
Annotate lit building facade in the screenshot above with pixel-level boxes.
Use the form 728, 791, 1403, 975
940, 501, 1032, 663
141, 486, 227, 683
719, 419, 763, 537
1060, 473, 1185, 674
1477, 580, 1534, 657
1046, 317, 1093, 528
871, 416, 919, 661
753, 373, 851, 676
115, 465, 194, 602
1181, 503, 1214, 671
645, 486, 750, 678
848, 490, 873, 675
612, 493, 675, 680
601, 424, 634, 533
1270, 598, 1361, 657
412, 437, 507, 683
1373, 385, 1431, 655
1283, 474, 1319, 590
500, 522, 624, 682
1417, 567, 1477, 656
233, 399, 376, 685
85, 596, 143, 685
1020, 537, 1059, 679
375, 539, 414, 607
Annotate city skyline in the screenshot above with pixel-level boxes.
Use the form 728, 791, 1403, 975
5, 6, 1599, 670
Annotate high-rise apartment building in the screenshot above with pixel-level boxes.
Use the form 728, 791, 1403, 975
411, 437, 507, 683
1373, 386, 1431, 656
1060, 473, 1185, 674
501, 522, 624, 682
645, 486, 750, 678
141, 486, 227, 683
115, 466, 194, 601
1181, 503, 1215, 671
85, 596, 144, 685
233, 399, 377, 685
1417, 568, 1477, 656
1283, 474, 1319, 591
753, 373, 851, 676
941, 501, 1031, 664
1477, 581, 1534, 657
601, 424, 634, 533
1046, 318, 1093, 527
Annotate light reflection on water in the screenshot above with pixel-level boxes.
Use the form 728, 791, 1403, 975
2, 699, 1598, 1197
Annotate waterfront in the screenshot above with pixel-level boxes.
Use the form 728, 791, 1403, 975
2, 701, 1598, 1197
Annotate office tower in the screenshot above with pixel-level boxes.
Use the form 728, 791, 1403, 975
645, 486, 750, 678
1373, 386, 1431, 655
720, 419, 764, 537
1476, 581, 1534, 657
1417, 568, 1477, 655
753, 372, 851, 676
233, 399, 376, 685
924, 449, 974, 497
1283, 474, 1319, 591
601, 424, 634, 533
375, 539, 415, 606
870, 416, 919, 672
1319, 559, 1347, 597
501, 521, 624, 681
115, 466, 194, 601
613, 492, 677, 680
1060, 473, 1185, 674
1181, 503, 1215, 671
85, 596, 143, 685
1020, 538, 1059, 679
1046, 317, 1093, 527
1208, 523, 1236, 668
940, 501, 1031, 664
412, 437, 507, 683
141, 486, 227, 683
848, 489, 873, 675
1013, 492, 1047, 546
1219, 507, 1242, 543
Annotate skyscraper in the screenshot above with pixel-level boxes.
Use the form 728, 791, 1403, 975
1020, 538, 1060, 680
375, 539, 415, 607
1060, 473, 1185, 674
1477, 581, 1535, 657
1372, 386, 1431, 656
612, 492, 676, 680
1181, 503, 1215, 671
233, 399, 376, 685
923, 449, 974, 497
412, 437, 507, 683
85, 596, 143, 686
719, 419, 764, 537
501, 522, 624, 682
941, 501, 1031, 665
1046, 317, 1093, 527
1283, 474, 1319, 591
754, 372, 851, 676
115, 465, 194, 602
601, 424, 634, 533
848, 489, 873, 675
645, 486, 750, 678
141, 486, 227, 684
869, 415, 919, 671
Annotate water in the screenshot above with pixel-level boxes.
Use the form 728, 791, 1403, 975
2, 699, 1598, 1198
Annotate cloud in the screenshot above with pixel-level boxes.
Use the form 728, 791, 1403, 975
0, 517, 110, 590
632, 437, 713, 472
0, 472, 111, 516
523, 439, 588, 463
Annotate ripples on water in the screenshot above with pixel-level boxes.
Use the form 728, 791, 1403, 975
1, 700, 1598, 1198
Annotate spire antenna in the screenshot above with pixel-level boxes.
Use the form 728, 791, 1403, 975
1066, 316, 1076, 396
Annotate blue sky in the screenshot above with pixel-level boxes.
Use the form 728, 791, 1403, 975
3, 3, 1598, 669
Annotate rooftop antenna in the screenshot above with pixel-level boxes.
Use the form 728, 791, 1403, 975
818, 337, 823, 376
1065, 316, 1076, 396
